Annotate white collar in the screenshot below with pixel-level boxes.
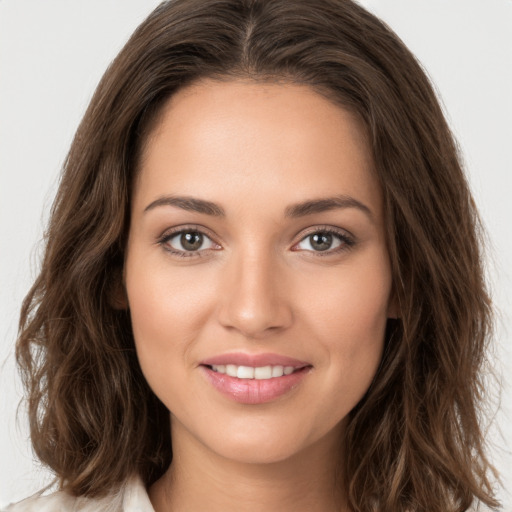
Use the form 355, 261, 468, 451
121, 475, 155, 511
3, 475, 155, 512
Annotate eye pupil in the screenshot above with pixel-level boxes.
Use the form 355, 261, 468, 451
310, 233, 332, 251
181, 232, 203, 251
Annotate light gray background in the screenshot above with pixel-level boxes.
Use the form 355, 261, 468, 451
1, 0, 511, 508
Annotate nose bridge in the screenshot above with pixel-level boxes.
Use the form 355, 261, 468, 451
217, 244, 292, 338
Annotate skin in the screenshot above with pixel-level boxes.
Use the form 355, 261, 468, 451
124, 79, 396, 512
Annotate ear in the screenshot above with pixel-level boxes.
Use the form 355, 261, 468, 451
108, 266, 129, 310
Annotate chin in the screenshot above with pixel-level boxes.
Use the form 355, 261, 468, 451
199, 416, 342, 466
217, 438, 306, 465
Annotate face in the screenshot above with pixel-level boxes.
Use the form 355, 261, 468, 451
125, 79, 395, 465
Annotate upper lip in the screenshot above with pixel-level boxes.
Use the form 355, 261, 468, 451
200, 352, 311, 368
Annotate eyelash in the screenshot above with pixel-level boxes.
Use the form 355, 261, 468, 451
157, 225, 220, 258
157, 225, 355, 258
291, 226, 355, 256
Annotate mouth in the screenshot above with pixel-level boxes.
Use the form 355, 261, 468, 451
199, 355, 312, 404
205, 363, 307, 380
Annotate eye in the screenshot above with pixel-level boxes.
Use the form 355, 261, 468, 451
293, 229, 354, 254
159, 229, 220, 256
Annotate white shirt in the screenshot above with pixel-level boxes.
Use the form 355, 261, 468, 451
1, 475, 154, 512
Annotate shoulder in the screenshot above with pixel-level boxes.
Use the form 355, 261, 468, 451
1, 475, 154, 512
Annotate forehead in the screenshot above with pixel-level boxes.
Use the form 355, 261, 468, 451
135, 79, 381, 219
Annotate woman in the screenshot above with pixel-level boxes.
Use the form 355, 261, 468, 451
4, 0, 500, 510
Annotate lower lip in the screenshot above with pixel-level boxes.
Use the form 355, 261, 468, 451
201, 366, 310, 404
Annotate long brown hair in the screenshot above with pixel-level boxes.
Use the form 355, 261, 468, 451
16, 0, 499, 510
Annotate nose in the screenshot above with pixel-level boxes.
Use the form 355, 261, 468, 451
217, 250, 293, 339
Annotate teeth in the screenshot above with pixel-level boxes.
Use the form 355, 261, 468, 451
211, 364, 298, 379
226, 364, 238, 377
272, 366, 284, 377
237, 366, 254, 379
254, 366, 272, 379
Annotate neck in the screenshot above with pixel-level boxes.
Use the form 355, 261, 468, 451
149, 418, 348, 512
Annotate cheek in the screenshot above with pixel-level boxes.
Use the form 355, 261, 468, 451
303, 254, 391, 380
125, 261, 223, 419
307, 253, 391, 328
125, 257, 216, 377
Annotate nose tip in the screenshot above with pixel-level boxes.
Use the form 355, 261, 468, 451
217, 258, 293, 339
224, 294, 290, 338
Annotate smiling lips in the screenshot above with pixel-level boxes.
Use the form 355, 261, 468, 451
212, 364, 297, 379
200, 353, 312, 404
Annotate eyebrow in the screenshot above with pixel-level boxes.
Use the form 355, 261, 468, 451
284, 195, 373, 220
144, 195, 225, 216
143, 194, 373, 220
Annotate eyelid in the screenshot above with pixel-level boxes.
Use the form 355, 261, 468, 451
157, 224, 222, 257
156, 224, 355, 257
296, 224, 355, 239
291, 225, 356, 254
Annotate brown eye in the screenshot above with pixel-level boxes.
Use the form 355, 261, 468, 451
309, 233, 333, 251
180, 232, 203, 251
294, 229, 354, 254
297, 232, 341, 252
164, 230, 217, 253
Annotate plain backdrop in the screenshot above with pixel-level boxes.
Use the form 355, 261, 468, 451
1, 0, 511, 508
